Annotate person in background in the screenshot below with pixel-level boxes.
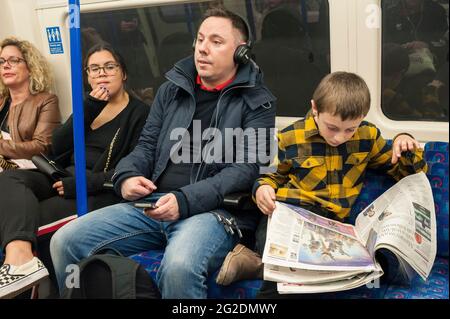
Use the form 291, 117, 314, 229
381, 42, 420, 119
0, 36, 61, 170
384, 0, 447, 54
0, 44, 150, 298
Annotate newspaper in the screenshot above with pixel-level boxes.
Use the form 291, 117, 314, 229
262, 172, 436, 294
0, 131, 37, 172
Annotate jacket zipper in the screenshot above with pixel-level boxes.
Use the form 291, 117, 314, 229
194, 83, 255, 183
166, 68, 262, 183
162, 72, 197, 183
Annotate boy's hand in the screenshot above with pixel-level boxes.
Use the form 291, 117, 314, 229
255, 185, 277, 216
392, 134, 421, 164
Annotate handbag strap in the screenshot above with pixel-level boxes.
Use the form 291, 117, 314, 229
104, 128, 120, 172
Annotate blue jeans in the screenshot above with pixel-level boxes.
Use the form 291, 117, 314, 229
50, 194, 238, 298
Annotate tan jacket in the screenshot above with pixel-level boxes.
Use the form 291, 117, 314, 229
0, 92, 61, 159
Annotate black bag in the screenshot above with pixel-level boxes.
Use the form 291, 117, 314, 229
31, 153, 71, 181
61, 249, 161, 299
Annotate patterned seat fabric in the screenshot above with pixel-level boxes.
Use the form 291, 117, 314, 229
129, 252, 449, 299
383, 257, 449, 299
424, 142, 449, 257
130, 250, 263, 298
129, 141, 449, 299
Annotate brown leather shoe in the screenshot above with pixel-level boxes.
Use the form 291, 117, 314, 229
216, 244, 263, 286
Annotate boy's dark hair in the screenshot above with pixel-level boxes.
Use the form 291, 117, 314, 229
200, 7, 249, 43
84, 43, 128, 79
313, 71, 371, 120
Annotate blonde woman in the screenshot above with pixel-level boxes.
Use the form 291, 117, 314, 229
0, 37, 61, 168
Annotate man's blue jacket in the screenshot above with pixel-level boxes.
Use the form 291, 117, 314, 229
112, 56, 276, 231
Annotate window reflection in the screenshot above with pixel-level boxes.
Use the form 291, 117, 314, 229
382, 0, 449, 121
80, 0, 330, 116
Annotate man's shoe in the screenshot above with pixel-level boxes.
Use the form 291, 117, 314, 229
216, 244, 263, 286
0, 257, 49, 299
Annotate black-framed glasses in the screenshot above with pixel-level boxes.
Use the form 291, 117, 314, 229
0, 57, 26, 67
85, 63, 120, 77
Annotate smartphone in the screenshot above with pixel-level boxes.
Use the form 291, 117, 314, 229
134, 202, 158, 209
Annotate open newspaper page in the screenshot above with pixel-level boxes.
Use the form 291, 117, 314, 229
354, 172, 436, 281
262, 173, 435, 293
264, 222, 383, 285
262, 202, 378, 272
0, 131, 37, 171
262, 202, 383, 293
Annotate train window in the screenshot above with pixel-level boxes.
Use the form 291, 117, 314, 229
252, 0, 330, 117
80, 0, 330, 116
158, 5, 202, 23
381, 0, 449, 122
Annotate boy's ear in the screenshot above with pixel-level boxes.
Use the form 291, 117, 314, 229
311, 100, 318, 116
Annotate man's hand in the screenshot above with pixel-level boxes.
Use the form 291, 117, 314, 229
255, 185, 277, 216
89, 85, 110, 101
392, 134, 421, 164
144, 193, 180, 221
52, 181, 64, 196
121, 176, 157, 201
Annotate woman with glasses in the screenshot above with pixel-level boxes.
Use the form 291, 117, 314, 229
0, 43, 150, 298
0, 37, 61, 170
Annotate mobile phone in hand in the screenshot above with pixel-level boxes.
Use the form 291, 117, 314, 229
134, 202, 158, 209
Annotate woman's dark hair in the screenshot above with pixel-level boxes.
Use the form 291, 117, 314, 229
83, 43, 128, 79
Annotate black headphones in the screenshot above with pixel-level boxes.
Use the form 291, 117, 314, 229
192, 14, 253, 65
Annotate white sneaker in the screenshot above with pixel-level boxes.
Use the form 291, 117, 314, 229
0, 257, 49, 299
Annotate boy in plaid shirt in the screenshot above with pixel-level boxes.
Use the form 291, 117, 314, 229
216, 71, 427, 296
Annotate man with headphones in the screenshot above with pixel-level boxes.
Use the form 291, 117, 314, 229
51, 7, 276, 298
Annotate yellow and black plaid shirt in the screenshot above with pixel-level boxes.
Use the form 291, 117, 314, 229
253, 112, 427, 219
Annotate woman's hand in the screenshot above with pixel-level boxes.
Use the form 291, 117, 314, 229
52, 180, 64, 196
89, 85, 110, 101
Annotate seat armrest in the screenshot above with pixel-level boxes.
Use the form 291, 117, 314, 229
223, 192, 257, 211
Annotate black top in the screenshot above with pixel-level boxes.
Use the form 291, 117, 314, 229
0, 99, 11, 133
157, 88, 219, 192
51, 94, 150, 199
70, 112, 122, 169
